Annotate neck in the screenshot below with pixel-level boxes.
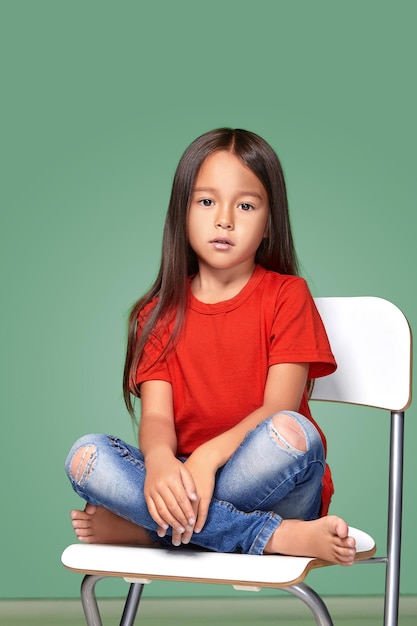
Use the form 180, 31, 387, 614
190, 261, 256, 304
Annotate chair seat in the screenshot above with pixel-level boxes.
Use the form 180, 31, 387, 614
61, 526, 375, 590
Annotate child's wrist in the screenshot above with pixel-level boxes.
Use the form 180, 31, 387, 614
144, 445, 175, 464
197, 440, 227, 470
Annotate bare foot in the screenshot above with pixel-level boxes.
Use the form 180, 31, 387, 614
264, 515, 356, 565
71, 504, 157, 546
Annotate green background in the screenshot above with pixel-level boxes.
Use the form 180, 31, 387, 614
1, 0, 415, 601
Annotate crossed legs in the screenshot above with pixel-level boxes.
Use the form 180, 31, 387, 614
67, 413, 356, 564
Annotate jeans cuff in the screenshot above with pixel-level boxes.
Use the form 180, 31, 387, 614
248, 513, 282, 555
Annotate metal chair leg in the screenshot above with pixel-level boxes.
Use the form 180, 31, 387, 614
120, 583, 145, 626
81, 575, 105, 626
81, 575, 144, 626
384, 411, 404, 626
286, 583, 334, 626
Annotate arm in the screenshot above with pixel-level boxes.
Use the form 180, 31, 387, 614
185, 362, 309, 533
196, 362, 308, 467
139, 380, 197, 539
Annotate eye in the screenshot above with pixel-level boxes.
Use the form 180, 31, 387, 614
198, 198, 215, 207
239, 202, 255, 211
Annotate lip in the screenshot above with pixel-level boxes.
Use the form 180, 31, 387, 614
209, 237, 235, 246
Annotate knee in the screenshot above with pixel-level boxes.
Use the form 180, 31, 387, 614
65, 434, 103, 484
270, 412, 308, 453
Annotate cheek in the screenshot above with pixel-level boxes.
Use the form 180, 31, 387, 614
186, 212, 203, 246
254, 215, 270, 242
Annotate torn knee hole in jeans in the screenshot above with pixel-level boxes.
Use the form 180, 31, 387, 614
71, 445, 97, 485
269, 415, 307, 453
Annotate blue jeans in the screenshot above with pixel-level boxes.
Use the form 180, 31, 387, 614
65, 412, 325, 555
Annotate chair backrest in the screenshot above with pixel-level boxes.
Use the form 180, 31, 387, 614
312, 297, 412, 411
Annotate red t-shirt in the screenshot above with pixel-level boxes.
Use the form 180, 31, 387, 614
136, 265, 337, 514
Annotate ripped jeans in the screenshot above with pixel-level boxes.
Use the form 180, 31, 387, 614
65, 412, 325, 555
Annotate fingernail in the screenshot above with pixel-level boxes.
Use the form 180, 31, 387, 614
188, 518, 195, 525
177, 526, 185, 533
185, 525, 193, 532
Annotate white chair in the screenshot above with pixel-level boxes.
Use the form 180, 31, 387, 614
62, 296, 412, 626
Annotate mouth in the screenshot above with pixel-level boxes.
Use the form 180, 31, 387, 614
209, 237, 235, 247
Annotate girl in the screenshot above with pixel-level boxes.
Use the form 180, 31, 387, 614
66, 128, 356, 564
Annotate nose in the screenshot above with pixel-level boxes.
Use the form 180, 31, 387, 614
215, 206, 234, 230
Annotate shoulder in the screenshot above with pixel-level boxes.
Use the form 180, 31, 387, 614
137, 297, 158, 327
256, 267, 312, 303
256, 268, 323, 332
137, 296, 173, 340
256, 266, 304, 287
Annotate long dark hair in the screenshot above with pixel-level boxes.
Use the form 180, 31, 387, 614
123, 128, 299, 415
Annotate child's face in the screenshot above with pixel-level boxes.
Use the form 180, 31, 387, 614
187, 150, 269, 274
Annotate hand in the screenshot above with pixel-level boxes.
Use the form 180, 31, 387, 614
144, 451, 197, 544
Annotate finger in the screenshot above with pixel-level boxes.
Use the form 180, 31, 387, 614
157, 524, 167, 538
180, 525, 194, 545
171, 527, 183, 547
166, 485, 196, 527
147, 491, 186, 532
180, 465, 198, 503
146, 496, 170, 533
181, 497, 199, 544
194, 498, 210, 534
152, 491, 187, 533
146, 475, 194, 529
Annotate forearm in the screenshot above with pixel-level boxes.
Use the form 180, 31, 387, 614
139, 380, 178, 462
139, 412, 177, 462
197, 405, 273, 470
138, 380, 197, 542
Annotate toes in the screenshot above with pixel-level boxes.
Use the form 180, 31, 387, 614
71, 505, 98, 521
73, 525, 94, 538
70, 505, 100, 544
335, 519, 349, 539
335, 544, 356, 565
71, 509, 90, 521
72, 518, 92, 529
327, 515, 349, 539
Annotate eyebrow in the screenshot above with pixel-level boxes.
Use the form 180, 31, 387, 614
193, 187, 264, 200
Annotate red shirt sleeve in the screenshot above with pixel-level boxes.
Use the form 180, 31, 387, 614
135, 304, 172, 387
268, 277, 337, 379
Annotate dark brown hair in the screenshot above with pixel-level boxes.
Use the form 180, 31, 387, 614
123, 128, 299, 415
